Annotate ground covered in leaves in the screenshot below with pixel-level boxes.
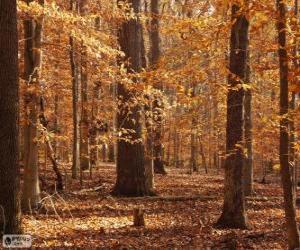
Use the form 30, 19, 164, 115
23, 165, 291, 249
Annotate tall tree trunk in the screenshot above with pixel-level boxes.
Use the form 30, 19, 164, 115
90, 81, 100, 174
190, 86, 198, 173
89, 17, 101, 174
22, 0, 44, 211
216, 1, 249, 229
290, 0, 299, 195
113, 0, 154, 196
149, 0, 166, 174
0, 0, 21, 234
243, 55, 253, 196
277, 0, 300, 248
69, 0, 80, 179
79, 0, 90, 171
207, 98, 212, 169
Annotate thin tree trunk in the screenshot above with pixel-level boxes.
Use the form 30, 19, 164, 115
22, 0, 44, 212
149, 0, 166, 174
173, 125, 178, 167
0, 0, 21, 234
69, 0, 80, 179
90, 81, 100, 175
243, 54, 253, 196
277, 0, 300, 248
54, 94, 59, 156
190, 87, 197, 173
216, 1, 249, 229
166, 122, 172, 165
144, 94, 154, 180
79, 0, 90, 171
89, 17, 101, 176
39, 98, 64, 191
208, 100, 212, 169
290, 0, 299, 196
198, 138, 207, 174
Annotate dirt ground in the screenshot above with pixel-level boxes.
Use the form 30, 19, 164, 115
22, 165, 291, 249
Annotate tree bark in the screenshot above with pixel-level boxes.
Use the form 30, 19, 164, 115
69, 0, 80, 179
290, 0, 299, 196
22, 0, 44, 211
243, 55, 253, 196
113, 0, 154, 196
199, 138, 207, 174
277, 0, 300, 248
0, 0, 21, 234
79, 0, 90, 171
90, 81, 100, 173
190, 87, 198, 173
149, 0, 166, 175
216, 1, 249, 229
89, 18, 101, 174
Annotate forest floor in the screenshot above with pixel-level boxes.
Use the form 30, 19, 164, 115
22, 165, 291, 249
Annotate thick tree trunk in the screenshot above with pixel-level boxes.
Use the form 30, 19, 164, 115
22, 0, 44, 211
113, 0, 154, 196
0, 0, 21, 234
216, 2, 249, 229
277, 0, 300, 248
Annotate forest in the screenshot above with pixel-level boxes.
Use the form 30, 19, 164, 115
1, 0, 300, 249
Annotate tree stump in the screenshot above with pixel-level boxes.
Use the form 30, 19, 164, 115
133, 208, 145, 227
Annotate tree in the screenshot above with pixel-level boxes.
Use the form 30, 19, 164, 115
90, 17, 101, 174
276, 0, 300, 248
149, 0, 167, 175
215, 1, 249, 229
79, 0, 90, 171
290, 0, 299, 195
0, 0, 21, 234
243, 53, 253, 196
69, 0, 80, 179
22, 0, 44, 211
113, 0, 154, 196
190, 85, 198, 173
